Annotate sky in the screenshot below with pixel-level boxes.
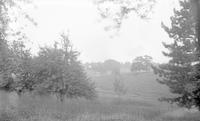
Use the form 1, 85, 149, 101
21, 0, 180, 63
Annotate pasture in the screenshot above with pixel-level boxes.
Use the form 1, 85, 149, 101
93, 72, 173, 102
0, 72, 199, 121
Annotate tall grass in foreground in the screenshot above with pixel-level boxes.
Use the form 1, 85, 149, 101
0, 95, 199, 121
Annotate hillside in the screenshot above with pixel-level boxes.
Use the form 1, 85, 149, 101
90, 72, 173, 101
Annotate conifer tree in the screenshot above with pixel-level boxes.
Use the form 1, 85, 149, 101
153, 0, 200, 109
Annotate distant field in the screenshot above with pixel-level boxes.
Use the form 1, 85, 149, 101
91, 72, 173, 102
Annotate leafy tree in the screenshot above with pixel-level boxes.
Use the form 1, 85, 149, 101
131, 55, 153, 72
33, 34, 96, 101
0, 1, 14, 88
84, 59, 121, 75
0, 0, 35, 93
9, 40, 33, 94
0, 1, 96, 101
0, 40, 34, 95
153, 0, 200, 109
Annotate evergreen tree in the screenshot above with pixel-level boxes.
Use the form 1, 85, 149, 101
153, 0, 200, 109
189, 0, 200, 110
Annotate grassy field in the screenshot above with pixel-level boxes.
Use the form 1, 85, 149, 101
0, 72, 199, 121
92, 72, 173, 102
0, 95, 199, 121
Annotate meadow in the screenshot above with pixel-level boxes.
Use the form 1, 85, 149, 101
0, 72, 199, 121
93, 72, 173, 101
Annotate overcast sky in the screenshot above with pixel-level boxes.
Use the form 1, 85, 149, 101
23, 0, 180, 63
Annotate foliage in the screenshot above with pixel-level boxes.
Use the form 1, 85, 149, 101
190, 0, 200, 111
0, 0, 96, 100
131, 55, 153, 72
113, 73, 127, 97
0, 40, 33, 94
0, 1, 14, 89
95, 0, 156, 31
0, 33, 96, 100
85, 59, 121, 75
153, 0, 200, 110
31, 34, 96, 101
0, 0, 35, 93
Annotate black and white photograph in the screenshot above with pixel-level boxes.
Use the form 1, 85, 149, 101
0, 0, 200, 121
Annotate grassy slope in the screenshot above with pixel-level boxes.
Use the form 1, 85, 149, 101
91, 72, 173, 102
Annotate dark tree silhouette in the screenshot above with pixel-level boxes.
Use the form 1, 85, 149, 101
153, 0, 200, 110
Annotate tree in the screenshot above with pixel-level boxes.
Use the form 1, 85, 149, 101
0, 39, 34, 95
33, 34, 96, 101
0, 0, 35, 93
0, 0, 34, 89
191, 0, 200, 47
153, 0, 200, 109
0, 1, 96, 101
188, 0, 200, 110
131, 55, 153, 72
0, 1, 14, 89
113, 71, 126, 98
9, 40, 33, 94
85, 59, 121, 75
95, 0, 156, 31
103, 59, 121, 74
0, 33, 97, 101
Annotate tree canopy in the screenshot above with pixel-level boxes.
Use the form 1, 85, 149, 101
0, 0, 96, 101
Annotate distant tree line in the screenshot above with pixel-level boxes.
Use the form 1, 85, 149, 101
84, 59, 122, 75
84, 55, 154, 76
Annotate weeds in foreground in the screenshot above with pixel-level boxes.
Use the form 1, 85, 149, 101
0, 96, 199, 121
